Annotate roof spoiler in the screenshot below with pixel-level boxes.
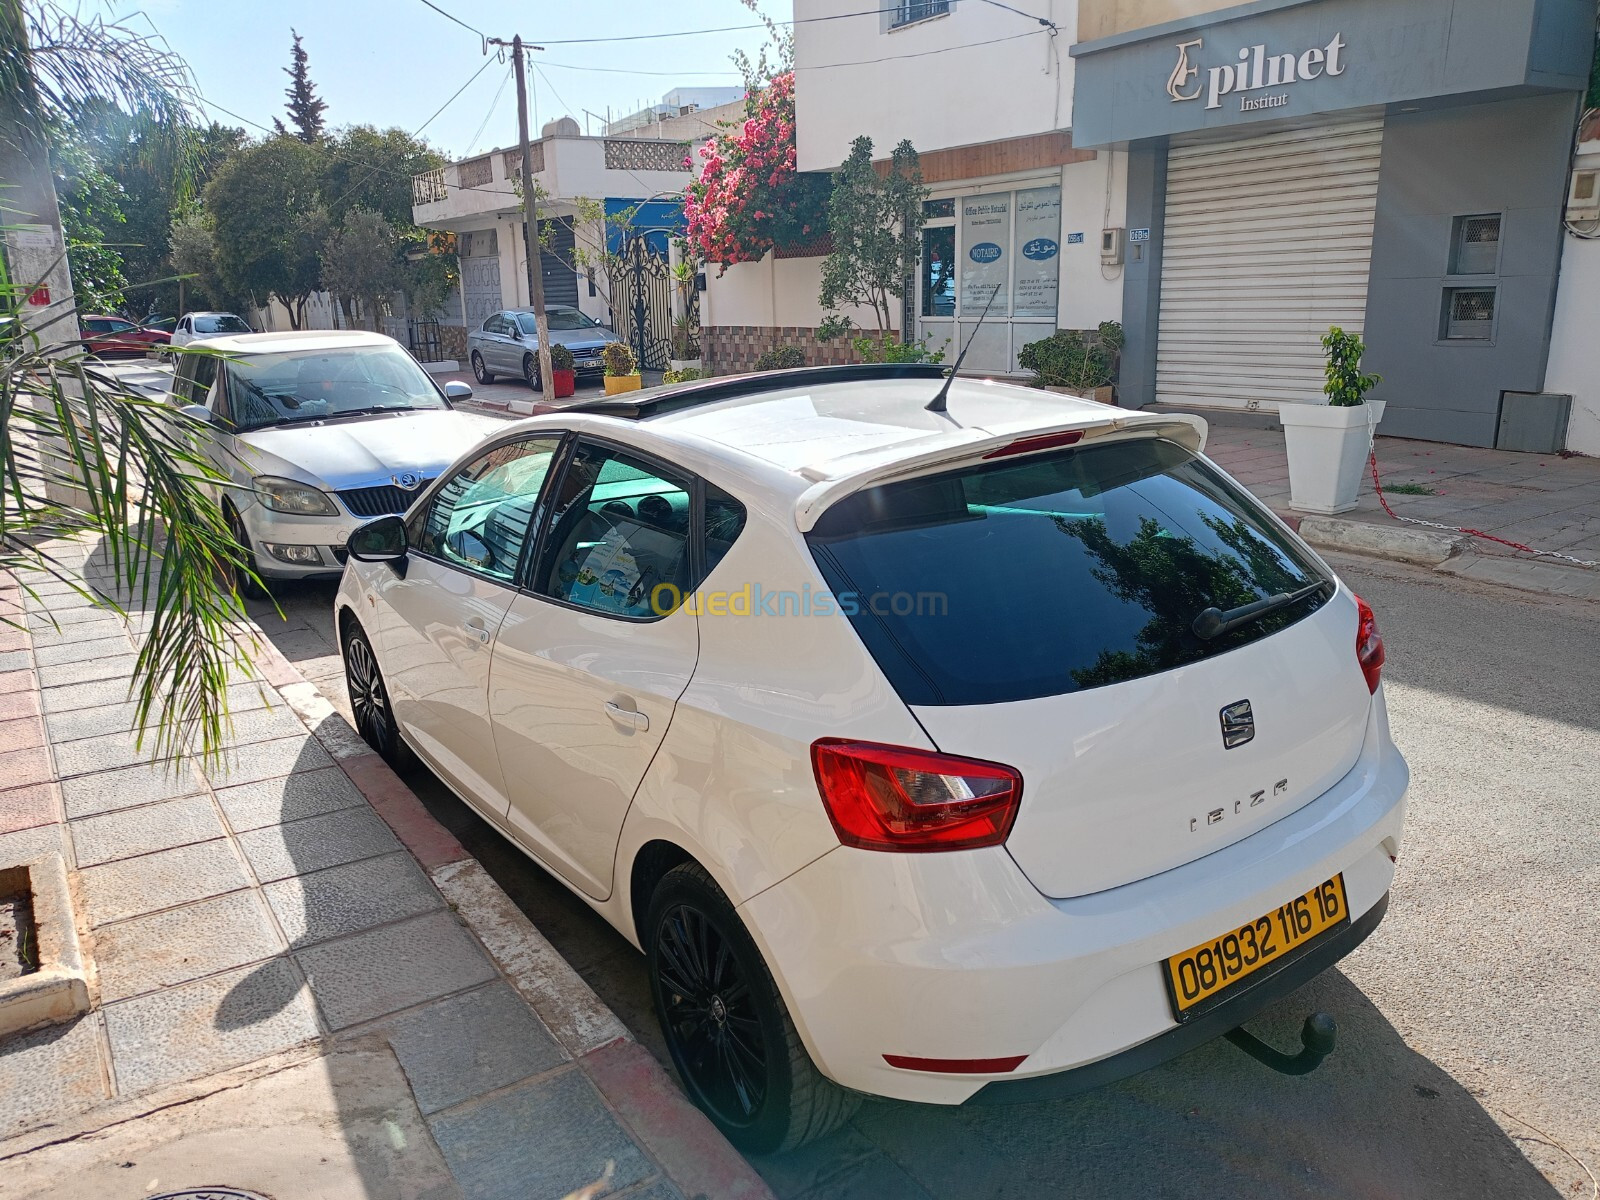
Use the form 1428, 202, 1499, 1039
561, 363, 947, 420
793, 412, 1208, 533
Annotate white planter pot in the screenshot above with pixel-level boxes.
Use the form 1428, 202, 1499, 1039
1279, 400, 1385, 515
668, 357, 701, 372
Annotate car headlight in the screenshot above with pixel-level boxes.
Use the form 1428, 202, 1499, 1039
253, 475, 338, 516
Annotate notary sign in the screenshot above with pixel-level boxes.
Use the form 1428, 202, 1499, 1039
1167, 32, 1348, 113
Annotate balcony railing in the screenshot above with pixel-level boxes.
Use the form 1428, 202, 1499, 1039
412, 167, 447, 206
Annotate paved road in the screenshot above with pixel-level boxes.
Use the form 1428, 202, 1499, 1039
249, 554, 1600, 1200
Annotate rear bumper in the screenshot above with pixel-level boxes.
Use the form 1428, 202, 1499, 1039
966, 890, 1389, 1104
737, 696, 1408, 1104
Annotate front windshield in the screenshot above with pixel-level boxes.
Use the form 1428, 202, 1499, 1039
520, 307, 599, 333
196, 315, 250, 334
224, 344, 448, 432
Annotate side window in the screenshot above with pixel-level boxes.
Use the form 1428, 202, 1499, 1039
483, 314, 504, 335
703, 483, 747, 578
170, 356, 197, 405
406, 436, 562, 583
83, 318, 108, 335
533, 441, 693, 619
198, 357, 227, 424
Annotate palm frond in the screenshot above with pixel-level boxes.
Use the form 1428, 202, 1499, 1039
2, 326, 255, 765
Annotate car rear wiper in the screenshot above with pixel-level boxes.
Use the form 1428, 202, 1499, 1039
1191, 579, 1331, 641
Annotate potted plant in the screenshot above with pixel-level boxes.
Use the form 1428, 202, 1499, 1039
602, 341, 642, 394
547, 342, 577, 399
1018, 325, 1120, 403
669, 314, 701, 373
1280, 326, 1385, 514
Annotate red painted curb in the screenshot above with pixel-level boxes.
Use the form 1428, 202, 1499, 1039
338, 751, 470, 871
580, 1038, 777, 1200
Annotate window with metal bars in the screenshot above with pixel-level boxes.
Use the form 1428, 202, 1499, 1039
1449, 214, 1501, 276
1442, 287, 1496, 340
891, 0, 951, 27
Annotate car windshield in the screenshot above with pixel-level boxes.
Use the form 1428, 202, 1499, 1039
224, 344, 448, 432
195, 315, 250, 334
807, 437, 1332, 706
519, 307, 599, 333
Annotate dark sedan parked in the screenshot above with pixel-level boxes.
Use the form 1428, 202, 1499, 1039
467, 305, 621, 390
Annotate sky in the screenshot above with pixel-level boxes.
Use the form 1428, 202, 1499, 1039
122, 0, 779, 158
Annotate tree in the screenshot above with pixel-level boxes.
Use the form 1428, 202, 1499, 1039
168, 210, 237, 311
205, 135, 326, 327
322, 125, 443, 227
49, 121, 130, 312
274, 29, 326, 144
1, 0, 254, 762
818, 136, 927, 336
321, 209, 398, 329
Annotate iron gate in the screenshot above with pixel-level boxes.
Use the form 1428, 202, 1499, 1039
608, 234, 672, 372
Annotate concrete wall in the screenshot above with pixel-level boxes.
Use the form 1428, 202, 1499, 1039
1363, 94, 1579, 447
1058, 152, 1127, 333
702, 253, 889, 333
1544, 137, 1600, 456
1078, 0, 1241, 40
793, 0, 1075, 172
1117, 140, 1168, 408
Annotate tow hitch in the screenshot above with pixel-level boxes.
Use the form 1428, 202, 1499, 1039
1225, 1012, 1337, 1076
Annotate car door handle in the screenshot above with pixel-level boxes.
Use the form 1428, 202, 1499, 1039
464, 617, 491, 645
603, 700, 649, 732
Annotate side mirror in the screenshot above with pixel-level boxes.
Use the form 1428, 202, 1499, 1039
347, 515, 408, 567
178, 403, 214, 423
443, 380, 473, 401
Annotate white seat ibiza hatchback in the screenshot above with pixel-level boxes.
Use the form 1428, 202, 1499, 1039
335, 365, 1408, 1152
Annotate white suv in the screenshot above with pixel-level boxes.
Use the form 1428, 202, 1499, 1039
335, 365, 1408, 1153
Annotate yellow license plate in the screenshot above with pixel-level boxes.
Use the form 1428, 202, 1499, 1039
1163, 874, 1349, 1019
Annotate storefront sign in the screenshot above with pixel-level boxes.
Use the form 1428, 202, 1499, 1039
961, 194, 1011, 313
1013, 186, 1061, 318
1069, 0, 1591, 149
1167, 32, 1347, 111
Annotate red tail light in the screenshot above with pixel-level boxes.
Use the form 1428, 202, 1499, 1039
1355, 594, 1385, 693
810, 739, 1023, 852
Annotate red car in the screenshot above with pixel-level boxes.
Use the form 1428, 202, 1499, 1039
80, 315, 171, 357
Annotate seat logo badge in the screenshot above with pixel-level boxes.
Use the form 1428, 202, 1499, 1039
392, 472, 422, 490
1220, 699, 1255, 749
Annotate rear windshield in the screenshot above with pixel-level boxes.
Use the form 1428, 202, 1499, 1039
807, 438, 1331, 706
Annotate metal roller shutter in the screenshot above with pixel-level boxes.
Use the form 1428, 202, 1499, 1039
1156, 114, 1384, 411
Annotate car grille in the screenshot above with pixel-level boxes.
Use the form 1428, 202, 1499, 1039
338, 481, 431, 518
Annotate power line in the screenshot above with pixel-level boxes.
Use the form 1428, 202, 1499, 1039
798, 29, 1044, 71
415, 0, 485, 39
541, 61, 741, 78
466, 64, 514, 157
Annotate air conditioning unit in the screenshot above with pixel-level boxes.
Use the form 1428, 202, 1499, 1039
1568, 169, 1600, 222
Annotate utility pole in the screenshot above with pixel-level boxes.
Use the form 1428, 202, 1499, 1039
492, 34, 554, 395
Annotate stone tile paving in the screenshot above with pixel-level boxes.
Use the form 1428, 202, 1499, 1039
0, 546, 767, 1199
1195, 409, 1600, 567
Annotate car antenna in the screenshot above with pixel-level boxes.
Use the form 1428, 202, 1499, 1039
927, 283, 1001, 415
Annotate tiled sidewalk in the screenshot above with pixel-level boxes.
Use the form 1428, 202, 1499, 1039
1191, 408, 1600, 568
0, 544, 769, 1200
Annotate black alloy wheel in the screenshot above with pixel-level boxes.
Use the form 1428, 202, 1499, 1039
646, 863, 858, 1152
522, 354, 543, 392
343, 625, 408, 767
471, 350, 495, 384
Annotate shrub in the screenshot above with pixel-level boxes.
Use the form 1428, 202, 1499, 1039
601, 341, 637, 376
547, 342, 574, 371
1321, 326, 1380, 406
853, 332, 945, 365
753, 345, 805, 372
670, 316, 699, 360
1019, 329, 1114, 391
663, 367, 703, 384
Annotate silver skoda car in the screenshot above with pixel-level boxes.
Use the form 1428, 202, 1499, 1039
167, 330, 498, 593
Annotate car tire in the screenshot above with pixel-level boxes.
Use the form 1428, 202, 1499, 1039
522, 354, 543, 393
471, 351, 495, 384
342, 622, 412, 769
646, 861, 859, 1154
223, 505, 270, 601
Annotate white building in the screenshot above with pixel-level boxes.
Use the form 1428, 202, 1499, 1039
410, 119, 702, 362
701, 0, 1121, 376
1543, 122, 1600, 457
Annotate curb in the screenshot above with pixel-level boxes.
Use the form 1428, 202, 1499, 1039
237, 626, 776, 1200
1275, 509, 1600, 600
